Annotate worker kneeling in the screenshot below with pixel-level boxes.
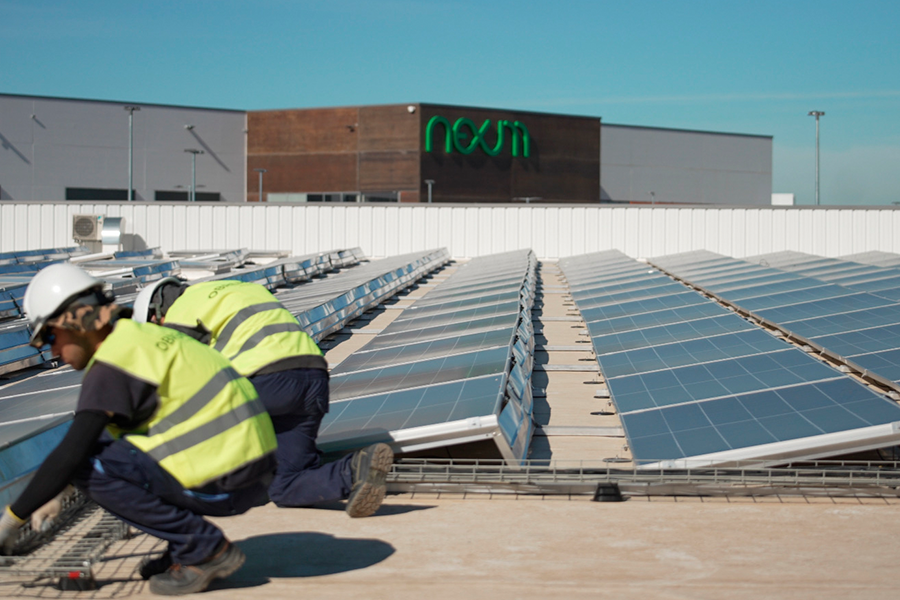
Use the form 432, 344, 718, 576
0, 264, 278, 596
133, 278, 393, 518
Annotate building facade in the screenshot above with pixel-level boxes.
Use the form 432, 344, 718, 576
0, 93, 247, 203
248, 103, 601, 203
600, 124, 773, 205
1, 93, 773, 205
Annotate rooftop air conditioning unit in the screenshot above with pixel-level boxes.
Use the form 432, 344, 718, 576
73, 214, 104, 242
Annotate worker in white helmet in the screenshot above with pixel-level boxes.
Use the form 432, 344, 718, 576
132, 277, 392, 521
0, 263, 278, 596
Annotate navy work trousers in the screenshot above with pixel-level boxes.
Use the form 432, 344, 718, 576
251, 368, 353, 507
73, 439, 271, 566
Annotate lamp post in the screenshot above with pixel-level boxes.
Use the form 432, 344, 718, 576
184, 149, 204, 202
124, 106, 140, 201
254, 168, 267, 202
649, 191, 656, 205
808, 111, 825, 206
424, 179, 435, 203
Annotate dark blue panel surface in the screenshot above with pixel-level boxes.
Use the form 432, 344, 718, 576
319, 375, 504, 445
579, 292, 707, 323
590, 314, 754, 356
395, 291, 521, 319
332, 328, 513, 375
756, 293, 894, 323
810, 324, 900, 358
582, 301, 725, 333
569, 271, 672, 303
703, 272, 798, 293
737, 284, 852, 311
330, 346, 509, 401
608, 349, 840, 413
869, 287, 900, 302
720, 278, 827, 302
574, 282, 688, 308
778, 304, 900, 338
622, 378, 900, 464
597, 329, 787, 379
849, 350, 900, 382
380, 301, 521, 332
365, 313, 519, 350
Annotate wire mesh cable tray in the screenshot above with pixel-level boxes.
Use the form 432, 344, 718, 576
0, 493, 130, 589
386, 459, 900, 497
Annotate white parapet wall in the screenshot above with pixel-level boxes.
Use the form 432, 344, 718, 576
1, 202, 898, 260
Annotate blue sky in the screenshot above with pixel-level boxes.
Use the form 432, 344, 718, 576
2, 0, 899, 205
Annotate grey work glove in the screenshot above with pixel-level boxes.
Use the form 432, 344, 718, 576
0, 507, 25, 555
31, 486, 75, 533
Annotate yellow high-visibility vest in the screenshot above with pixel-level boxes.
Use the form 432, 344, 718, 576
163, 280, 322, 376
88, 319, 277, 489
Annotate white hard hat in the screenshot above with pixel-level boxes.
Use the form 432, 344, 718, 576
23, 263, 104, 346
132, 276, 182, 323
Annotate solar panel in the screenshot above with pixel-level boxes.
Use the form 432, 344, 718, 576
361, 312, 521, 351
609, 350, 842, 413
0, 247, 451, 508
583, 301, 726, 335
330, 346, 511, 401
332, 328, 514, 374
621, 378, 900, 464
318, 375, 505, 452
596, 329, 788, 379
579, 291, 708, 323
277, 249, 451, 340
560, 250, 900, 468
320, 249, 537, 463
590, 314, 754, 356
660, 251, 900, 386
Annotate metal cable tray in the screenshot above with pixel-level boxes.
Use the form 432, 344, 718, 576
386, 458, 900, 498
0, 492, 130, 590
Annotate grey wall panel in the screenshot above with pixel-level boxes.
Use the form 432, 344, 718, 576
1, 203, 899, 260
601, 124, 772, 205
0, 94, 246, 203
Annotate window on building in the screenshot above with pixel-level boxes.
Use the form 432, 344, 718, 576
154, 191, 221, 202
66, 188, 130, 201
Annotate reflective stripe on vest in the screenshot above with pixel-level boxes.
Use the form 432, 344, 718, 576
89, 319, 277, 489
213, 302, 283, 353
233, 321, 306, 358
150, 366, 242, 436
164, 281, 321, 376
146, 398, 268, 463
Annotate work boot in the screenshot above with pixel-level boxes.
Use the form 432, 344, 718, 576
147, 540, 245, 596
138, 551, 172, 580
346, 443, 393, 518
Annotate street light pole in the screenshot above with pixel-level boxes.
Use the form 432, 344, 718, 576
808, 111, 825, 206
184, 149, 204, 202
424, 179, 435, 203
254, 168, 267, 202
124, 106, 140, 201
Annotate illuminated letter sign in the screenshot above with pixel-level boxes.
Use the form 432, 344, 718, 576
426, 116, 530, 157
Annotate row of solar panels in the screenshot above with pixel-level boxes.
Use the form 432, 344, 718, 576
1, 246, 366, 320
0, 248, 450, 508
0, 247, 368, 376
277, 250, 450, 342
319, 249, 537, 463
559, 250, 900, 469
0, 247, 91, 270
654, 250, 900, 386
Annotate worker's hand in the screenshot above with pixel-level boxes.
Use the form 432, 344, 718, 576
31, 486, 75, 533
0, 507, 25, 555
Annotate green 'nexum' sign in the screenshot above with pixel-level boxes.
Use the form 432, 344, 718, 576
426, 116, 530, 157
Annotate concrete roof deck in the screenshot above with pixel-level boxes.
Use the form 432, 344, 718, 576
3, 259, 900, 599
